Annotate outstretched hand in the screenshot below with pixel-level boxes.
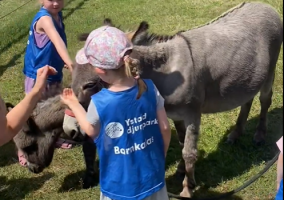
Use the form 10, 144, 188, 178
60, 88, 79, 106
33, 65, 57, 93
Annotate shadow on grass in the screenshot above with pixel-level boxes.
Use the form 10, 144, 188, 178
166, 106, 282, 199
0, 48, 26, 77
58, 160, 100, 193
0, 172, 54, 200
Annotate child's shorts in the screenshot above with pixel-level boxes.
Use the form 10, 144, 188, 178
24, 76, 62, 95
100, 185, 169, 200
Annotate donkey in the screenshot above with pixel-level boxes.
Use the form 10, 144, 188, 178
9, 64, 104, 189
75, 2, 283, 197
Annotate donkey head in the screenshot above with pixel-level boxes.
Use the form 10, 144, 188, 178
9, 93, 65, 174
71, 62, 107, 110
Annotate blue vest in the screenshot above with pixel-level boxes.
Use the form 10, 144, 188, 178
91, 79, 165, 200
23, 7, 67, 83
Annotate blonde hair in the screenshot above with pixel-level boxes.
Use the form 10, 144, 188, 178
123, 56, 147, 99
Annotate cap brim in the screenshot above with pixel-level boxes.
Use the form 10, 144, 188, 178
75, 48, 89, 65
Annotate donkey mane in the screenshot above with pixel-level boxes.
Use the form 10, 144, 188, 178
190, 2, 246, 29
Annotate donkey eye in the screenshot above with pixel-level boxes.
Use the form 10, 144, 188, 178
82, 82, 96, 90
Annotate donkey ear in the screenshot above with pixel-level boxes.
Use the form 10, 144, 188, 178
77, 33, 90, 41
126, 21, 150, 42
22, 117, 38, 134
103, 18, 114, 26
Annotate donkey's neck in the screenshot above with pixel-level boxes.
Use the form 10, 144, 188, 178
132, 44, 168, 71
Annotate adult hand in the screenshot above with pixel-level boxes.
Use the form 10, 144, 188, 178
32, 65, 57, 93
60, 88, 79, 107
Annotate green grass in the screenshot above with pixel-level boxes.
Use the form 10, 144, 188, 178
0, 0, 283, 199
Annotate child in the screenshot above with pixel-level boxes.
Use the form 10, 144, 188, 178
19, 0, 74, 166
275, 136, 283, 200
0, 66, 57, 147
61, 26, 171, 200
23, 0, 73, 92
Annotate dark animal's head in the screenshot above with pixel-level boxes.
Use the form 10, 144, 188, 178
9, 94, 65, 174
71, 62, 107, 110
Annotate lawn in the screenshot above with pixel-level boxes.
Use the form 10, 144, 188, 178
0, 0, 283, 199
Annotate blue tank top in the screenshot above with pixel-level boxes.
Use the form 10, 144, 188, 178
23, 7, 67, 83
91, 79, 165, 200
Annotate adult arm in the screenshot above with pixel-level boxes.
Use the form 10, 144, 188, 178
0, 66, 57, 146
0, 90, 41, 146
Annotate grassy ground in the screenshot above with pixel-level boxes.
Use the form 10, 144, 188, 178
0, 0, 283, 199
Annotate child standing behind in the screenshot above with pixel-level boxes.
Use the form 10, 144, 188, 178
23, 0, 73, 94
19, 0, 73, 166
61, 26, 171, 200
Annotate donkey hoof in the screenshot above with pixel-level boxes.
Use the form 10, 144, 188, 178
82, 175, 97, 189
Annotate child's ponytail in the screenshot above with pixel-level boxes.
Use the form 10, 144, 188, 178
124, 56, 147, 99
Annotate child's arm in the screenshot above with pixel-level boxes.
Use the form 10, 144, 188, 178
157, 108, 171, 157
60, 89, 99, 139
277, 152, 283, 190
154, 84, 171, 157
67, 102, 99, 140
37, 16, 73, 71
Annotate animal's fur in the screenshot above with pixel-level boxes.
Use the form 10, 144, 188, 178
12, 64, 103, 189
76, 2, 283, 197
12, 2, 283, 196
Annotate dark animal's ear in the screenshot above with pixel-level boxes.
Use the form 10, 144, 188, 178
22, 117, 38, 134
77, 33, 89, 41
103, 18, 113, 26
127, 21, 149, 42
5, 102, 14, 112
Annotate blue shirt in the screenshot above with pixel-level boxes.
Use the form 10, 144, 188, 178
91, 79, 165, 200
23, 7, 67, 83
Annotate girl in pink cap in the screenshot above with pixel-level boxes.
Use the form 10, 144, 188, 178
61, 25, 171, 200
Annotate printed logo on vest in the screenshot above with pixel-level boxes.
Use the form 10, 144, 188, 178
125, 113, 158, 134
105, 122, 124, 138
114, 136, 154, 155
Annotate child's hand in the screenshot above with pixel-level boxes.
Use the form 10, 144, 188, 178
33, 65, 57, 94
64, 63, 73, 73
61, 88, 79, 106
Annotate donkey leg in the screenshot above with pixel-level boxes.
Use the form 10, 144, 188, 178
227, 99, 254, 144
254, 76, 274, 145
180, 110, 201, 198
82, 134, 98, 189
173, 120, 186, 180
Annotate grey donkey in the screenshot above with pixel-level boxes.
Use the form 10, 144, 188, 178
8, 65, 105, 189
76, 2, 283, 197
